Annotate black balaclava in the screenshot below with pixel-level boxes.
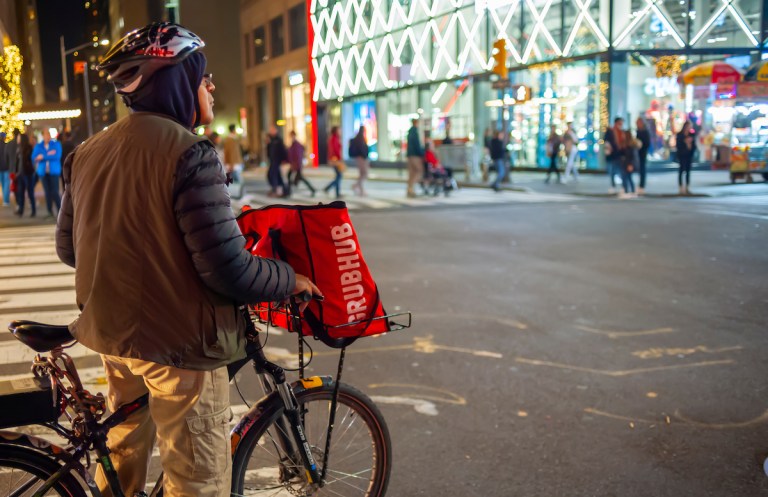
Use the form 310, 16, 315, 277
130, 51, 206, 129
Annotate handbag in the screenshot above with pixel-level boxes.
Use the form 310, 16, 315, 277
237, 201, 390, 348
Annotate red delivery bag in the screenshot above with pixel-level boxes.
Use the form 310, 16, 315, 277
236, 201, 390, 347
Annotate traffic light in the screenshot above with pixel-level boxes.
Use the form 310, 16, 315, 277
491, 39, 508, 79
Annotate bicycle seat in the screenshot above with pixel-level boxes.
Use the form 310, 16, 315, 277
9, 320, 75, 352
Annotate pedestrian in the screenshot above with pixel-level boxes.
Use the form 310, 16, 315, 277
56, 23, 321, 497
635, 118, 650, 195
676, 120, 696, 195
14, 132, 36, 217
287, 130, 315, 196
619, 128, 639, 198
604, 117, 626, 194
349, 126, 369, 196
209, 131, 224, 162
406, 118, 423, 198
323, 126, 345, 198
544, 125, 562, 184
562, 122, 580, 182
266, 125, 289, 197
442, 121, 454, 145
0, 132, 9, 206
59, 131, 76, 192
489, 130, 506, 192
32, 128, 62, 217
4, 129, 19, 209
223, 123, 243, 177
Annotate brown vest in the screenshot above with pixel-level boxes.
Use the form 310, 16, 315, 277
68, 113, 245, 370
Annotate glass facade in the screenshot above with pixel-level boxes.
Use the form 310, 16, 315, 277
310, 0, 766, 168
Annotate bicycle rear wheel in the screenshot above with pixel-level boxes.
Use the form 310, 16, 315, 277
232, 383, 391, 497
0, 444, 86, 497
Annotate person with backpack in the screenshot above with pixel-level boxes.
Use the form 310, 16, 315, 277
562, 122, 580, 182
349, 126, 369, 196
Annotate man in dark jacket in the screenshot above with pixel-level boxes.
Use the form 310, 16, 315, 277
406, 118, 423, 198
266, 125, 289, 197
489, 130, 506, 191
635, 117, 651, 194
604, 117, 625, 193
55, 23, 320, 497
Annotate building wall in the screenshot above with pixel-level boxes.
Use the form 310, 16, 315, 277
240, 0, 310, 162
180, 0, 243, 136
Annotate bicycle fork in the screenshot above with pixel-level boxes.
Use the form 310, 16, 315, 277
257, 360, 325, 487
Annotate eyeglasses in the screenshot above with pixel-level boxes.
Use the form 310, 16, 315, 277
202, 73, 214, 91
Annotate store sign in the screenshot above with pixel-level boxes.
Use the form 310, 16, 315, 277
736, 82, 768, 98
643, 77, 680, 97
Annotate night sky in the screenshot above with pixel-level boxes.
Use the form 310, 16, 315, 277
36, 0, 85, 101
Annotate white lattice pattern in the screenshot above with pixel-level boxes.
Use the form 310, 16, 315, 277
310, 0, 760, 101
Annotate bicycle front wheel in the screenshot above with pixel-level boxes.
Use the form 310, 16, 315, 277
0, 444, 86, 497
232, 382, 391, 497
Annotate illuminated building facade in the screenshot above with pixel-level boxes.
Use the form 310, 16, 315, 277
241, 0, 312, 164
309, 0, 766, 169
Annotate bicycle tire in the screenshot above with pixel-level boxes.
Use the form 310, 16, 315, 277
0, 444, 86, 497
231, 382, 392, 497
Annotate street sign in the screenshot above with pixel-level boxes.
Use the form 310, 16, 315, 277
492, 79, 510, 89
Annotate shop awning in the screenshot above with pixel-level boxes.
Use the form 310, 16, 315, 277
679, 61, 743, 85
744, 61, 768, 82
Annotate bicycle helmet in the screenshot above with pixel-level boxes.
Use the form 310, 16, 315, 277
98, 22, 205, 106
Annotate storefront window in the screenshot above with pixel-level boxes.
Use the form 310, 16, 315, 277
627, 63, 685, 162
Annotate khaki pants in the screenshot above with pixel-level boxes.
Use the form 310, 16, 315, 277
406, 156, 423, 197
96, 355, 231, 497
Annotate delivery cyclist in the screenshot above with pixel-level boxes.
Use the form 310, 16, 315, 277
55, 23, 321, 497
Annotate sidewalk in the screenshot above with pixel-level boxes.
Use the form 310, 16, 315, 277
272, 165, 768, 198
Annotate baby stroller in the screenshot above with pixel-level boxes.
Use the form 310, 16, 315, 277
423, 145, 458, 196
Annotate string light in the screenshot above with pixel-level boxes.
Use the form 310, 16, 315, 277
0, 45, 25, 140
654, 56, 684, 78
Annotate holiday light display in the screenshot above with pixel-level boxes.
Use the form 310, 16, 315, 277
0, 45, 24, 140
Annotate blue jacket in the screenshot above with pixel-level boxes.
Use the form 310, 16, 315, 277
32, 140, 63, 176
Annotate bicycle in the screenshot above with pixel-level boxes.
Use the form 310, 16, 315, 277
0, 297, 411, 497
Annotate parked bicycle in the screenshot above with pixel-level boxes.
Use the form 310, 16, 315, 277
0, 296, 410, 497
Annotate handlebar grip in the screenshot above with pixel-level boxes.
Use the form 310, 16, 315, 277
296, 291, 324, 303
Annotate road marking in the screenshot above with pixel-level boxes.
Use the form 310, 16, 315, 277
697, 208, 768, 221
576, 325, 676, 339
631, 345, 742, 360
515, 356, 734, 376
673, 409, 768, 429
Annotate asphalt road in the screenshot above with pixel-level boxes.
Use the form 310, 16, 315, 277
249, 195, 766, 496
2, 190, 767, 496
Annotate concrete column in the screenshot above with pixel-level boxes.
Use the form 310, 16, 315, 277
609, 54, 629, 123
376, 94, 391, 162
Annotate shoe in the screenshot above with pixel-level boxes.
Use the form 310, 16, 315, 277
608, 187, 616, 194
406, 192, 416, 198
679, 186, 686, 195
637, 187, 645, 195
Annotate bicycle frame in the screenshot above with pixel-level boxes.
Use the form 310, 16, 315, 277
2, 308, 332, 497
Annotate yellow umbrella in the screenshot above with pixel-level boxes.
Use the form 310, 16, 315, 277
680, 61, 742, 85
744, 61, 768, 82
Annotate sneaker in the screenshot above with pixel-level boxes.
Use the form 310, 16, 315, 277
637, 187, 645, 195
679, 186, 686, 195
608, 187, 616, 194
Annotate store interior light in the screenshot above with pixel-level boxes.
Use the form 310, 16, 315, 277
17, 109, 82, 120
